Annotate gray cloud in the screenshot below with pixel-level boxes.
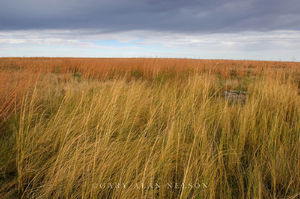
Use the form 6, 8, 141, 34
0, 0, 299, 33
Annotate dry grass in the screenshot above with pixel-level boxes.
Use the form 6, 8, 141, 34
0, 58, 300, 198
0, 70, 37, 129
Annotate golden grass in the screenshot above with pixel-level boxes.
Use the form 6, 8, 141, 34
0, 58, 300, 198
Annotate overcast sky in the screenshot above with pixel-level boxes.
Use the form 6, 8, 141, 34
1, 0, 300, 61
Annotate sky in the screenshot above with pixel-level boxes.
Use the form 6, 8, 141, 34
0, 0, 300, 61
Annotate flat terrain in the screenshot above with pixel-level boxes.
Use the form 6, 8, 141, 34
0, 58, 299, 198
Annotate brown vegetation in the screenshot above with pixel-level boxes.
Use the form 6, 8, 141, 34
0, 58, 299, 198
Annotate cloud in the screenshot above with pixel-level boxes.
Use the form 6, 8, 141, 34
1, 29, 300, 61
0, 0, 299, 33
1, 1, 299, 60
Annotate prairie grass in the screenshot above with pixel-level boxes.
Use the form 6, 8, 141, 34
0, 58, 300, 198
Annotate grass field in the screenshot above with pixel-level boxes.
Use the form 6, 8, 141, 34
0, 58, 300, 198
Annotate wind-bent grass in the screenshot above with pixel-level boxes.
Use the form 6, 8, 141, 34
6, 73, 299, 198
0, 58, 300, 198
